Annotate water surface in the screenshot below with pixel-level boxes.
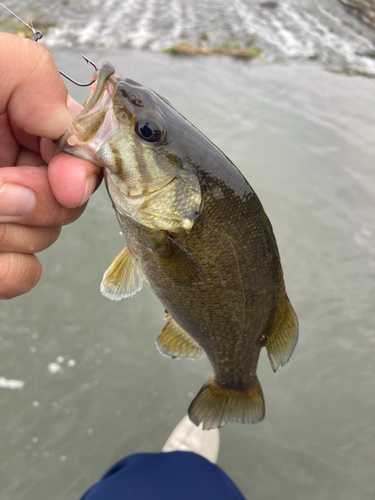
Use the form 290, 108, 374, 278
2, 0, 375, 74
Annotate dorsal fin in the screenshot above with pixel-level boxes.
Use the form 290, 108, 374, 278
100, 246, 143, 300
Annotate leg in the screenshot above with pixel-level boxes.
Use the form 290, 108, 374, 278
80, 451, 246, 500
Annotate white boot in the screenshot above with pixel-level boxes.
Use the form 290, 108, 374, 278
162, 415, 220, 463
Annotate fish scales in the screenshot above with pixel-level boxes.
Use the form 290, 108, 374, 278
57, 61, 298, 430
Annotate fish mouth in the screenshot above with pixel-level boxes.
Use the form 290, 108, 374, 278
61, 63, 122, 148
81, 62, 117, 115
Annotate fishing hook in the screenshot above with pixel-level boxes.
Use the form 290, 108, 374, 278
0, 3, 97, 87
59, 55, 98, 87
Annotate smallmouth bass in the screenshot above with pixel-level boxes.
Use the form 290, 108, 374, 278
58, 62, 298, 430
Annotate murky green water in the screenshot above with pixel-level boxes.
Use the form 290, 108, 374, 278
1, 48, 375, 499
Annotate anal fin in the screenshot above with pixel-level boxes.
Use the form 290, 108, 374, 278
156, 316, 204, 360
100, 247, 143, 301
266, 293, 299, 372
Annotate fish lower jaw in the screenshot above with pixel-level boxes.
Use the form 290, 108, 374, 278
64, 132, 109, 164
62, 136, 100, 164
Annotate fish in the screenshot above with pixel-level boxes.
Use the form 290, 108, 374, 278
57, 61, 298, 430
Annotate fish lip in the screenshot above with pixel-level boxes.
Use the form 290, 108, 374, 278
80, 62, 118, 116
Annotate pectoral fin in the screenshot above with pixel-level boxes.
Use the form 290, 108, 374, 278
100, 247, 143, 300
155, 236, 207, 285
266, 293, 299, 372
156, 315, 204, 360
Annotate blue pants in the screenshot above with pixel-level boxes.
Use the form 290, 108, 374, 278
81, 451, 246, 500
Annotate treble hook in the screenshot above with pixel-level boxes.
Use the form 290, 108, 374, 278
0, 3, 97, 87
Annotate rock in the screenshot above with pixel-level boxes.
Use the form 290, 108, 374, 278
339, 0, 375, 29
259, 1, 278, 8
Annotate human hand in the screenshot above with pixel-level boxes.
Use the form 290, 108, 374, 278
0, 33, 102, 299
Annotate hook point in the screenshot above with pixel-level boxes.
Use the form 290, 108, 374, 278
81, 54, 98, 72
59, 55, 98, 87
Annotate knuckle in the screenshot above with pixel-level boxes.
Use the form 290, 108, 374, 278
0, 253, 41, 299
0, 224, 8, 248
40, 205, 75, 227
32, 226, 61, 253
63, 205, 86, 226
0, 224, 61, 254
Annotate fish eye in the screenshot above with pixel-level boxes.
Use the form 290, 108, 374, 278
134, 119, 162, 143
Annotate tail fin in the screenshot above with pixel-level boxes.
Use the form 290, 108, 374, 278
188, 377, 265, 430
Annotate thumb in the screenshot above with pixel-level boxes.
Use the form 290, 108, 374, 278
0, 33, 72, 140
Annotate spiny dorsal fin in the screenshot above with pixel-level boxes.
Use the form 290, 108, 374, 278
188, 377, 265, 430
156, 316, 204, 360
100, 247, 143, 301
266, 293, 299, 372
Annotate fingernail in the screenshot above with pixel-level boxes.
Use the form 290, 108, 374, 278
0, 183, 37, 217
80, 175, 98, 206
